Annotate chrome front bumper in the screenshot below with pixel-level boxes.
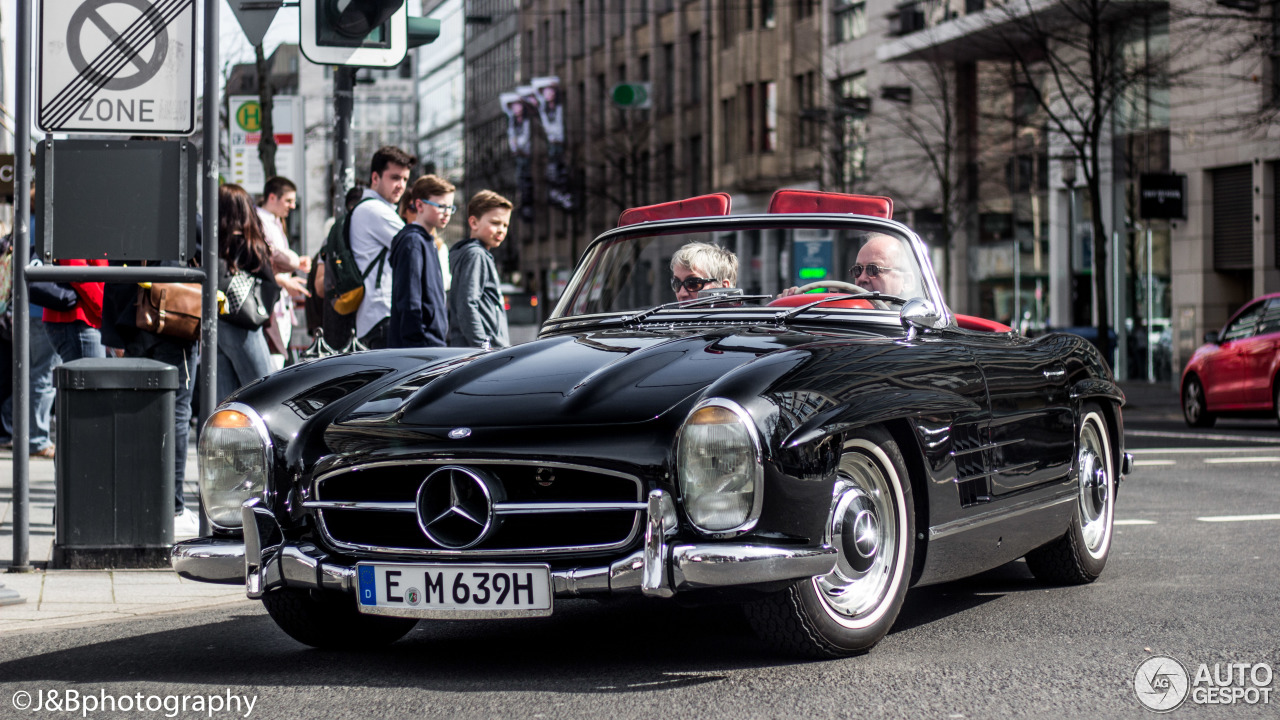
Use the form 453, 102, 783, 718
172, 491, 837, 600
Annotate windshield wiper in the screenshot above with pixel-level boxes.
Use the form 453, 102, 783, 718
774, 292, 909, 324
621, 294, 773, 326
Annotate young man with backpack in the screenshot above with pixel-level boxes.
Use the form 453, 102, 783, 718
388, 175, 455, 348
345, 146, 415, 349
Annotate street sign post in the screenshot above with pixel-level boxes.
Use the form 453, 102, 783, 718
37, 0, 196, 135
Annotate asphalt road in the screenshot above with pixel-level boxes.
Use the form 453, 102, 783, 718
1, 424, 1276, 719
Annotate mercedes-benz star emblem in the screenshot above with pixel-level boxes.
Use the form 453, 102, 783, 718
416, 466, 499, 549
449, 427, 471, 439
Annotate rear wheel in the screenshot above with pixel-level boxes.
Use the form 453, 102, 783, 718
1026, 404, 1115, 584
261, 588, 418, 649
1182, 377, 1215, 428
746, 426, 914, 658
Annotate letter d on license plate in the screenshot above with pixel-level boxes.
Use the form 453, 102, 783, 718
356, 563, 553, 619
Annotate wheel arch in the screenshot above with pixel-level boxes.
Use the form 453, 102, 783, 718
880, 418, 930, 588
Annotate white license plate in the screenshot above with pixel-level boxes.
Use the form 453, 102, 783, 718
356, 563, 553, 618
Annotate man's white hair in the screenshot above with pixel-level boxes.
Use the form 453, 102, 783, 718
670, 242, 738, 287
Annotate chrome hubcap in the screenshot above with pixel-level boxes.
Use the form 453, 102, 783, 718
816, 444, 904, 628
1077, 414, 1114, 559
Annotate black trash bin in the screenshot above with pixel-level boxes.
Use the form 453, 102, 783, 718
52, 358, 178, 569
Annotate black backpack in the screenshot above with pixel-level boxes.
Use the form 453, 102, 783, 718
323, 198, 387, 315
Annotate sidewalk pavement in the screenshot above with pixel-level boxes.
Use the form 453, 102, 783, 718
0, 447, 251, 635
0, 379, 1181, 635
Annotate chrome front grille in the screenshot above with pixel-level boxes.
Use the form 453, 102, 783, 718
308, 459, 646, 557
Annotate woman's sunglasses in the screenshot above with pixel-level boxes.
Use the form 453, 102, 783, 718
671, 276, 717, 293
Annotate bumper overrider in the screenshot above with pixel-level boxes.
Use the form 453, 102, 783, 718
171, 491, 838, 603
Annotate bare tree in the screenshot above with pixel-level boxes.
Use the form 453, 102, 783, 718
255, 44, 277, 181
979, 0, 1181, 362
584, 109, 656, 218
1172, 0, 1280, 132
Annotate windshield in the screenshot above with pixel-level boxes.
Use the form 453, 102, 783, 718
551, 219, 934, 320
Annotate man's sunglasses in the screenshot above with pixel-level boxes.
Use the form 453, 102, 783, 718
849, 263, 897, 279
420, 199, 457, 213
671, 276, 717, 293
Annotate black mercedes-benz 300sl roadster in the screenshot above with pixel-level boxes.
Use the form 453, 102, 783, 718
175, 190, 1132, 657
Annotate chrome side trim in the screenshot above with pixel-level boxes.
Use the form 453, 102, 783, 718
928, 486, 1076, 540
670, 544, 838, 589
950, 437, 1022, 457
303, 501, 417, 511
171, 538, 246, 584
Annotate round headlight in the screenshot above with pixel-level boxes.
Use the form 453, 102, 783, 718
677, 400, 762, 533
199, 405, 271, 529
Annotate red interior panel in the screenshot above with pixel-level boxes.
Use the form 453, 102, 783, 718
617, 193, 733, 226
766, 293, 875, 310
954, 314, 1012, 333
767, 190, 893, 219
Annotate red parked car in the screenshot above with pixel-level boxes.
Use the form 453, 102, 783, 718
1181, 292, 1280, 427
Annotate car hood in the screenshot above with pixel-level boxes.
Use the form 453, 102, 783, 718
338, 327, 828, 429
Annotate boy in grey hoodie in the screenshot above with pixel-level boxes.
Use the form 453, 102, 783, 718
447, 190, 514, 348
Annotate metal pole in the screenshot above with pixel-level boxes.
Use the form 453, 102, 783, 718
198, 0, 221, 536
8, 0, 33, 575
332, 67, 356, 217
1013, 239, 1021, 331
1152, 226, 1162, 384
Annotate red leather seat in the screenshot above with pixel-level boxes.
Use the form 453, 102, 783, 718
766, 293, 875, 309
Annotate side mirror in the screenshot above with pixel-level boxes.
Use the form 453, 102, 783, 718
1204, 330, 1219, 345
900, 298, 944, 340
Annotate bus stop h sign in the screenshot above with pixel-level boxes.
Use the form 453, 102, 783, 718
38, 0, 196, 135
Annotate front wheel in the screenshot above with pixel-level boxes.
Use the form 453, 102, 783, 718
1025, 403, 1116, 584
261, 588, 418, 649
1182, 377, 1215, 428
746, 426, 915, 658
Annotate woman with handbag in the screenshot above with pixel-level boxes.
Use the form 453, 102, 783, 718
215, 184, 280, 403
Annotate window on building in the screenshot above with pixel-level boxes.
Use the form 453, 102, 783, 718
615, 0, 627, 36
640, 150, 651, 205
762, 81, 777, 152
835, 72, 869, 185
745, 85, 756, 153
1213, 164, 1253, 271
722, 97, 735, 159
745, 0, 754, 30
721, 2, 735, 46
543, 20, 551, 73
796, 0, 816, 20
834, 0, 868, 43
662, 143, 675, 200
596, 74, 607, 135
763, 0, 776, 28
661, 44, 674, 113
577, 1, 586, 56
596, 0, 606, 46
561, 11, 569, 64
689, 135, 702, 196
796, 71, 817, 148
689, 33, 702, 105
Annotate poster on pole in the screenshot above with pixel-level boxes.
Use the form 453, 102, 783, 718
228, 96, 304, 193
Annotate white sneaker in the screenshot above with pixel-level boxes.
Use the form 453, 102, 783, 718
174, 507, 200, 538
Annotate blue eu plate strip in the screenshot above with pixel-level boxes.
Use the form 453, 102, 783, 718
357, 565, 376, 605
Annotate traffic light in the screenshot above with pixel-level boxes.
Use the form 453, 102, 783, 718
301, 0, 441, 68
611, 82, 652, 109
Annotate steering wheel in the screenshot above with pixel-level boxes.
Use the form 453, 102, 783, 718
793, 281, 869, 294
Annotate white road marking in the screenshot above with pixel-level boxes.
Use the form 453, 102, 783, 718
1133, 460, 1176, 466
1127, 429, 1280, 444
1115, 519, 1157, 525
1197, 514, 1280, 523
1203, 457, 1280, 464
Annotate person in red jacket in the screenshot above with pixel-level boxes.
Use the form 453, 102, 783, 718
42, 258, 108, 362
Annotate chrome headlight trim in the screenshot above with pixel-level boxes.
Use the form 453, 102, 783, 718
676, 397, 765, 537
199, 401, 273, 531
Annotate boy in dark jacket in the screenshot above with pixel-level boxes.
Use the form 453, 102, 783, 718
447, 190, 514, 349
388, 175, 456, 348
